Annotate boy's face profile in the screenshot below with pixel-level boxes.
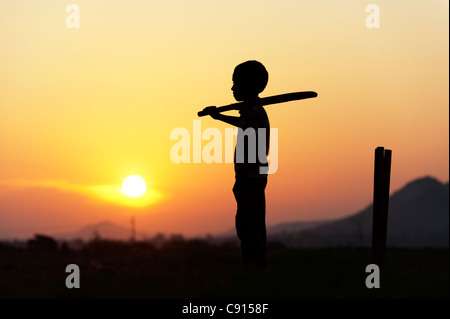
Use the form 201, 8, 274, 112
232, 71, 258, 102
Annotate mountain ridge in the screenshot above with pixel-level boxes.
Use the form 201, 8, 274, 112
270, 176, 449, 247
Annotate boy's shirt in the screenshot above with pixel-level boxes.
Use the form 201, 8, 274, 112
234, 100, 270, 178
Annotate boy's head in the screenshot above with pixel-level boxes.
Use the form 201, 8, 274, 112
232, 60, 268, 101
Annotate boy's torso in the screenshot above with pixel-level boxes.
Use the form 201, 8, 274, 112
234, 101, 270, 178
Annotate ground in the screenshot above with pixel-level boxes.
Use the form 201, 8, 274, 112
0, 239, 448, 299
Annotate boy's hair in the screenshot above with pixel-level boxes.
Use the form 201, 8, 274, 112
234, 60, 268, 94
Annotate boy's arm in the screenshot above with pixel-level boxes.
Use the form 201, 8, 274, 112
212, 114, 240, 127
204, 106, 240, 127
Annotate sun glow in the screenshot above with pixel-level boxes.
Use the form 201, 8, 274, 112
122, 175, 147, 198
0, 178, 163, 208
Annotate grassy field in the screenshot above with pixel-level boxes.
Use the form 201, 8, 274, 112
0, 239, 448, 299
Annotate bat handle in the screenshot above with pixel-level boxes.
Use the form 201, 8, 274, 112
198, 110, 208, 117
198, 103, 241, 117
198, 105, 223, 117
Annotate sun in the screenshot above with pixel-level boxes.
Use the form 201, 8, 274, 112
122, 175, 147, 198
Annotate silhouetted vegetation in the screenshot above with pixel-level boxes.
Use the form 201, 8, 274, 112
0, 237, 448, 299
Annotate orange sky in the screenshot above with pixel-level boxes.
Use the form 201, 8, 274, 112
0, 0, 448, 238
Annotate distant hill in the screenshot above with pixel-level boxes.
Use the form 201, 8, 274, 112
53, 221, 150, 242
271, 176, 449, 247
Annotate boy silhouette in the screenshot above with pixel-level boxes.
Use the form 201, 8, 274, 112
204, 60, 270, 271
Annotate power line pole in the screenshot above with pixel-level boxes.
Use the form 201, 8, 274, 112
130, 215, 136, 243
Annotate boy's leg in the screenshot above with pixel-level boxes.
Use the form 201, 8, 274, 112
233, 176, 268, 271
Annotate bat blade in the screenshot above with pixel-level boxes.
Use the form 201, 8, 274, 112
260, 91, 317, 106
197, 91, 317, 117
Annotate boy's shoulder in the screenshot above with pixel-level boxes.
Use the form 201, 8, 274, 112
240, 104, 269, 128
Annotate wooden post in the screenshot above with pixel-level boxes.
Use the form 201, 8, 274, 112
381, 150, 392, 259
372, 147, 392, 267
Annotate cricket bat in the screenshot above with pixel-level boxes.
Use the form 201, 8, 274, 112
197, 91, 318, 117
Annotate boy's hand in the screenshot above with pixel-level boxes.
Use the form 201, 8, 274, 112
202, 106, 220, 119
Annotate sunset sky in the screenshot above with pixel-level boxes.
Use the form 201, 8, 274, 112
1, 0, 448, 239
